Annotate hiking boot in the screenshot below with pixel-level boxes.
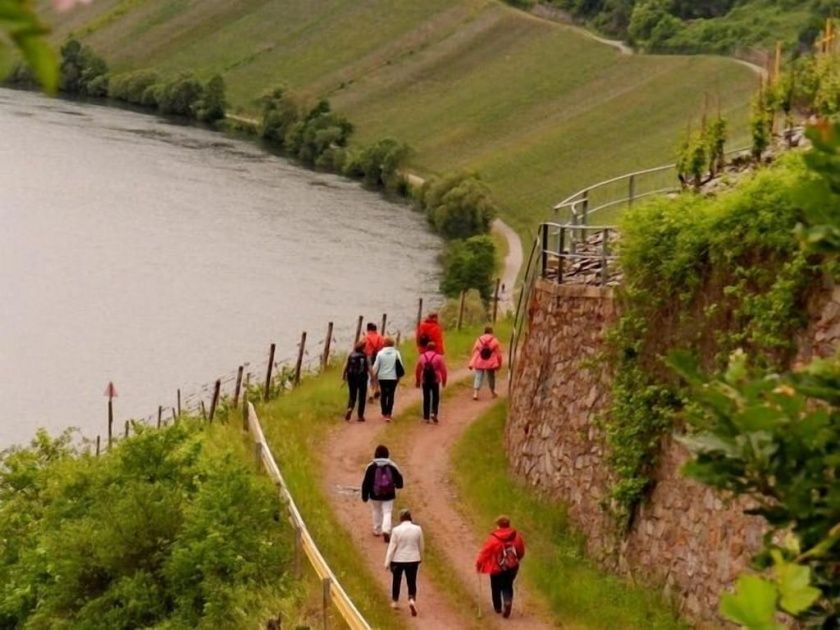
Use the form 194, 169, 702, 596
409, 599, 417, 617
344, 408, 352, 421
383, 532, 390, 543
422, 417, 430, 424
374, 391, 381, 400
431, 414, 438, 424
390, 601, 399, 610
503, 602, 512, 618
357, 416, 365, 422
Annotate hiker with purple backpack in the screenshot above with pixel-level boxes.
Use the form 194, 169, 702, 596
361, 444, 404, 543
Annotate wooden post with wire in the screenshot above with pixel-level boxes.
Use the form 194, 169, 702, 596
321, 322, 334, 371
233, 365, 244, 407
353, 315, 363, 346
96, 435, 101, 456
177, 388, 181, 417
492, 278, 501, 323
294, 331, 307, 386
457, 290, 466, 330
104, 381, 117, 448
124, 420, 129, 438
208, 379, 221, 423
416, 297, 423, 328
171, 407, 177, 424
157, 405, 163, 429
264, 343, 276, 402
380, 313, 387, 335
242, 373, 251, 431
200, 400, 207, 421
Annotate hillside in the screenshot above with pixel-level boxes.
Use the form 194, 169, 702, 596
41, 0, 756, 236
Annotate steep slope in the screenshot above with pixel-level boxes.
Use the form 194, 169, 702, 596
42, 0, 756, 234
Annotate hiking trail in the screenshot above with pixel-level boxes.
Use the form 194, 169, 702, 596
321, 375, 554, 628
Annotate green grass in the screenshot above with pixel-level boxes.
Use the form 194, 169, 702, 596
42, 0, 756, 242
452, 401, 687, 630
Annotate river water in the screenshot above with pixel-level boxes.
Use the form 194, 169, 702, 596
0, 88, 441, 447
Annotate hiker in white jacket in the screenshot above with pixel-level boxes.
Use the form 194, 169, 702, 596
384, 508, 424, 617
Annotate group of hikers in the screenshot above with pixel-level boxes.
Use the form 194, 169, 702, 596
344, 314, 524, 618
342, 312, 504, 423
361, 444, 526, 619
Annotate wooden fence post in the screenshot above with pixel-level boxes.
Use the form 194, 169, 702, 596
177, 388, 181, 418
492, 278, 501, 323
353, 315, 363, 346
124, 420, 129, 438
457, 290, 466, 330
264, 343, 276, 402
200, 400, 207, 421
242, 374, 250, 431
157, 405, 163, 429
208, 379, 221, 423
96, 435, 100, 456
233, 365, 244, 407
322, 577, 331, 630
294, 331, 307, 386
321, 322, 334, 371
396, 331, 402, 347
416, 297, 423, 328
381, 313, 387, 335
171, 407, 177, 424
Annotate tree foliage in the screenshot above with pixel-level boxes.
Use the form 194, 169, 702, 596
59, 38, 108, 97
419, 173, 497, 241
0, 0, 57, 91
440, 235, 496, 301
0, 423, 293, 629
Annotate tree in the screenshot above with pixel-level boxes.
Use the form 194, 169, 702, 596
195, 74, 226, 123
259, 86, 299, 146
420, 173, 497, 240
440, 235, 496, 300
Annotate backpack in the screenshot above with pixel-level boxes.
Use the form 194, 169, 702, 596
373, 465, 395, 497
496, 537, 520, 571
479, 337, 494, 361
347, 352, 367, 377
421, 352, 438, 385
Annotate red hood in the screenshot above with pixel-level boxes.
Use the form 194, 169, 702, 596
492, 527, 517, 542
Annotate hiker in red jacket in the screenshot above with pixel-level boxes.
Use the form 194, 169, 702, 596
416, 312, 445, 354
414, 341, 447, 423
363, 322, 385, 402
475, 516, 526, 618
468, 326, 503, 400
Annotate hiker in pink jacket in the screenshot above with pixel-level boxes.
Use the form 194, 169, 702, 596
469, 326, 502, 400
415, 341, 447, 423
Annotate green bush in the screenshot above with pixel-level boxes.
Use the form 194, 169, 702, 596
420, 173, 497, 240
158, 73, 206, 117
108, 69, 160, 105
194, 74, 226, 123
343, 138, 411, 190
440, 235, 496, 300
259, 86, 300, 146
603, 154, 819, 518
284, 99, 353, 168
0, 423, 293, 629
58, 38, 109, 97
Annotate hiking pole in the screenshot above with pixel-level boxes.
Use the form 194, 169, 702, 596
476, 572, 483, 619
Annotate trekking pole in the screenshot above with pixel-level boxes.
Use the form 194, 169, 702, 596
476, 572, 483, 619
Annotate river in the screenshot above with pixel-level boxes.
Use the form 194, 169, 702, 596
0, 88, 442, 447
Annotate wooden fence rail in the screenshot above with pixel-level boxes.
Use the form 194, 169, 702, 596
246, 402, 372, 630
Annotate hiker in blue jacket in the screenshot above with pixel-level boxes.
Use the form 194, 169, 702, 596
361, 444, 404, 543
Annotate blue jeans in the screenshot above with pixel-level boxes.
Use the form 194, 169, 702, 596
473, 369, 496, 392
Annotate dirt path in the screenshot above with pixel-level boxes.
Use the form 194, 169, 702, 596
491, 218, 523, 315
321, 373, 553, 629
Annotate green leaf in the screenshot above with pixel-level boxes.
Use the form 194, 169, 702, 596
720, 575, 783, 629
775, 562, 821, 615
13, 34, 57, 93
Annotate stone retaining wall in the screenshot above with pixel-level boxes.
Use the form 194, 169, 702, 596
507, 280, 772, 624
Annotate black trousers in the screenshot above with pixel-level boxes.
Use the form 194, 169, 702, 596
421, 382, 440, 419
379, 379, 397, 416
391, 561, 420, 601
490, 567, 518, 612
346, 376, 367, 418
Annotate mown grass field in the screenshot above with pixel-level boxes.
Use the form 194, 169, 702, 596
41, 0, 756, 238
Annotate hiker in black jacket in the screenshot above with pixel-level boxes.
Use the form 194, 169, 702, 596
361, 444, 404, 543
343, 340, 373, 422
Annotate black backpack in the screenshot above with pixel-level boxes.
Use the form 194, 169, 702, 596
422, 352, 437, 385
347, 352, 367, 377
479, 337, 494, 361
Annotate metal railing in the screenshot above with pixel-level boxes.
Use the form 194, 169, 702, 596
539, 222, 618, 285
247, 402, 372, 630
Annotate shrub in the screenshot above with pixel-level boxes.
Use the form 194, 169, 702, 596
440, 235, 496, 300
158, 73, 206, 117
259, 86, 300, 146
0, 423, 293, 629
420, 173, 497, 240
343, 138, 411, 190
285, 99, 353, 167
58, 38, 109, 97
108, 69, 160, 106
195, 74, 226, 123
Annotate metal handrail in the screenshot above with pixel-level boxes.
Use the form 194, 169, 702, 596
247, 402, 372, 630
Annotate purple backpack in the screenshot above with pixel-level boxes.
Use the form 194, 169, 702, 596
373, 465, 395, 496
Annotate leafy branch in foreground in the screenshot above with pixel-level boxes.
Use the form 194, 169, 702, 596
669, 350, 838, 628
0, 0, 57, 91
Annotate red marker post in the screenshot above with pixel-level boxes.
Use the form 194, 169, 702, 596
104, 381, 118, 447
